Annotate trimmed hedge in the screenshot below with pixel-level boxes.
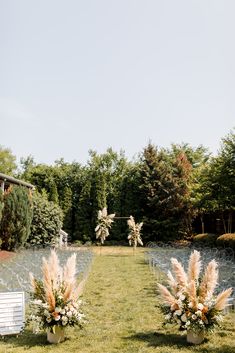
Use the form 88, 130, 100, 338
216, 233, 235, 250
192, 233, 218, 246
27, 191, 63, 246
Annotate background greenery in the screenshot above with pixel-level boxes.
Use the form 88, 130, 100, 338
0, 128, 235, 245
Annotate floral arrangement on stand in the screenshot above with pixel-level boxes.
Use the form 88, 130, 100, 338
127, 216, 143, 248
27, 250, 85, 343
95, 207, 115, 244
157, 250, 232, 344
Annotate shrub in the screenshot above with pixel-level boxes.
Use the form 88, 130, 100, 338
0, 186, 33, 250
192, 233, 218, 246
0, 189, 3, 223
216, 233, 235, 250
27, 191, 63, 246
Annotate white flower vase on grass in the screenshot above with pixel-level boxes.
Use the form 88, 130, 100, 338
157, 250, 233, 345
47, 326, 65, 344
27, 250, 85, 344
187, 330, 204, 345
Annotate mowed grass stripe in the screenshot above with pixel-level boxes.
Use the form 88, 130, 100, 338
0, 247, 234, 353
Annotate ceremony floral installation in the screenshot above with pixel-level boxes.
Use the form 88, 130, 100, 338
157, 250, 232, 344
127, 216, 143, 248
95, 207, 115, 244
27, 250, 85, 343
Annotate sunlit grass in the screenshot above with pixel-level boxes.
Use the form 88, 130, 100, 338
0, 246, 234, 353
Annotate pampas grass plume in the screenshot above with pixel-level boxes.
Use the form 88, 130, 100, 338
167, 270, 177, 294
188, 250, 201, 283
199, 259, 218, 301
29, 272, 36, 291
63, 253, 77, 285
171, 258, 188, 288
157, 283, 176, 306
214, 288, 233, 311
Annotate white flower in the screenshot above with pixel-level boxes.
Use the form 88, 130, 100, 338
165, 314, 172, 320
195, 310, 202, 317
54, 315, 61, 321
188, 302, 193, 308
199, 320, 204, 326
67, 311, 73, 318
62, 316, 68, 323
179, 294, 186, 301
186, 321, 191, 326
46, 317, 52, 323
33, 299, 42, 305
55, 307, 61, 313
60, 309, 65, 315
191, 314, 197, 320
197, 303, 204, 310
181, 313, 187, 322
175, 309, 182, 316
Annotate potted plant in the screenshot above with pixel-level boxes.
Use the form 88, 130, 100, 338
27, 250, 85, 343
157, 250, 232, 344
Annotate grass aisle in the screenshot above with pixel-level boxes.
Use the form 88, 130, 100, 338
0, 247, 234, 353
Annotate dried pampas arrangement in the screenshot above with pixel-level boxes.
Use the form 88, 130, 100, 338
95, 207, 115, 244
127, 216, 143, 248
157, 250, 232, 334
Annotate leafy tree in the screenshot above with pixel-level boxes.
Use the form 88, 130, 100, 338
0, 146, 17, 175
27, 191, 63, 246
0, 189, 3, 223
0, 186, 33, 250
205, 130, 235, 233
74, 171, 93, 242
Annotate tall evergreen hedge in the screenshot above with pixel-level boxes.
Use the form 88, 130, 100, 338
0, 186, 33, 250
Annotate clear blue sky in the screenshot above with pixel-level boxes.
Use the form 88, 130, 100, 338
0, 0, 234, 165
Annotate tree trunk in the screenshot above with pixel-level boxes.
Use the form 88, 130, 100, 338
228, 210, 232, 233
200, 215, 205, 234
221, 213, 227, 234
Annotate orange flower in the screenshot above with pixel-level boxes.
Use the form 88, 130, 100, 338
52, 312, 60, 319
202, 306, 208, 314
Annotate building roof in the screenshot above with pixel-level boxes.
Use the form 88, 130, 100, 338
0, 172, 34, 189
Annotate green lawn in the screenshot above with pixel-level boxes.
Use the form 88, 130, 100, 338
1, 247, 234, 353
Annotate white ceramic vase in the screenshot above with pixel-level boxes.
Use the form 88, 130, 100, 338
187, 330, 204, 344
47, 326, 65, 344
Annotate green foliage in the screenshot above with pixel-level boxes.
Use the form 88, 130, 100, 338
0, 189, 3, 223
0, 145, 17, 175
0, 186, 33, 250
139, 143, 194, 241
15, 130, 235, 244
27, 191, 63, 246
216, 233, 235, 249
192, 233, 218, 246
201, 130, 235, 233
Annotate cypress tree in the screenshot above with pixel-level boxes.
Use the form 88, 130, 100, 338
0, 185, 33, 250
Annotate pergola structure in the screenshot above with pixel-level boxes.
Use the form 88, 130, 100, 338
0, 172, 34, 191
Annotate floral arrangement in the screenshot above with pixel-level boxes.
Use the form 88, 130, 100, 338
158, 250, 232, 334
95, 207, 115, 244
127, 216, 143, 248
28, 250, 85, 334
